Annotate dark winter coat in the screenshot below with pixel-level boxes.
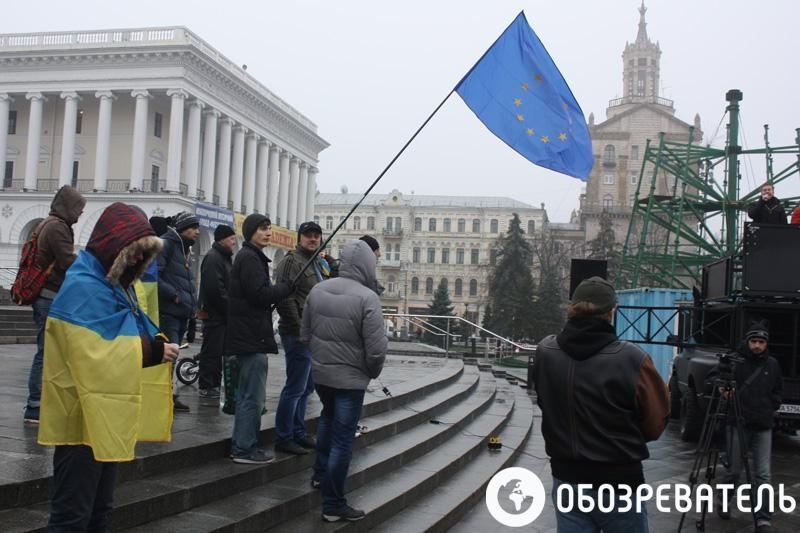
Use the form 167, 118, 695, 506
157, 229, 196, 320
274, 246, 324, 336
35, 185, 86, 294
226, 241, 291, 355
198, 242, 233, 326
747, 196, 787, 224
533, 316, 670, 486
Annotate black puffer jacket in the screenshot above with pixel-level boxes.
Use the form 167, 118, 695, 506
720, 347, 783, 430
226, 241, 291, 355
747, 196, 787, 224
157, 229, 196, 319
198, 242, 233, 326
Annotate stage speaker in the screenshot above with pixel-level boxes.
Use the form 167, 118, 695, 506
742, 223, 800, 297
569, 259, 608, 298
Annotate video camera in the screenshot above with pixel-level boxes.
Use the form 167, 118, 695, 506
715, 351, 745, 383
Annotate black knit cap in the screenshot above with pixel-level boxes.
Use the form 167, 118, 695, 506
571, 276, 617, 313
214, 224, 236, 242
298, 221, 323, 235
243, 214, 270, 242
359, 234, 380, 251
745, 320, 769, 341
173, 211, 200, 232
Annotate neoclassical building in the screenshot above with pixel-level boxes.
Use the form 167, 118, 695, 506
314, 190, 547, 325
0, 27, 328, 281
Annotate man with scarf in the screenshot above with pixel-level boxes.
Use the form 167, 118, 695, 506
714, 321, 782, 533
38, 202, 179, 531
273, 221, 325, 455
532, 276, 669, 533
748, 182, 787, 224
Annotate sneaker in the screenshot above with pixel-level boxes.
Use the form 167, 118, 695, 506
322, 505, 365, 522
23, 407, 39, 425
295, 435, 316, 449
199, 387, 221, 399
275, 439, 310, 455
173, 396, 191, 413
231, 450, 274, 465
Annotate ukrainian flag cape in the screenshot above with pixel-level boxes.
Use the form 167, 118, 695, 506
38, 251, 173, 462
134, 259, 160, 325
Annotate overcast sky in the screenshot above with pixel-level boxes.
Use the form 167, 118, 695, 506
4, 1, 798, 222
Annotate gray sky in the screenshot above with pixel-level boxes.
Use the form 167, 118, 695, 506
4, 1, 798, 221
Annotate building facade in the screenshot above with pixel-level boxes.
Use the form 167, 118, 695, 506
314, 190, 546, 327
0, 27, 328, 284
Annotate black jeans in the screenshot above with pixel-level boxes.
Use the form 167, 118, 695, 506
47, 445, 118, 532
199, 322, 225, 390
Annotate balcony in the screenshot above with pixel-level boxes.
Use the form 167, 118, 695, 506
608, 95, 674, 109
382, 228, 403, 237
379, 259, 401, 268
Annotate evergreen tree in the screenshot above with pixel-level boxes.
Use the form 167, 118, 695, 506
530, 230, 568, 342
485, 213, 537, 340
587, 210, 621, 282
425, 278, 455, 347
481, 303, 494, 339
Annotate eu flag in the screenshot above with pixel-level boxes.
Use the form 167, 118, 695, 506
456, 12, 593, 181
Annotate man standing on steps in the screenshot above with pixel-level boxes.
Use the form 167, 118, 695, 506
301, 239, 387, 522
24, 185, 86, 424
532, 277, 669, 533
274, 221, 325, 456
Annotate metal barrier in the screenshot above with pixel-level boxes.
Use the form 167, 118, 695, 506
0, 267, 18, 289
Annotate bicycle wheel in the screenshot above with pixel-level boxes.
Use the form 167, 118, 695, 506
176, 358, 199, 385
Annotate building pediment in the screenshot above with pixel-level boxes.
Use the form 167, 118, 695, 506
596, 103, 694, 132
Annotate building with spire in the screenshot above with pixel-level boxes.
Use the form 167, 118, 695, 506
580, 2, 702, 250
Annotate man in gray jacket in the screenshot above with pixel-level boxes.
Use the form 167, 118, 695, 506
301, 239, 388, 522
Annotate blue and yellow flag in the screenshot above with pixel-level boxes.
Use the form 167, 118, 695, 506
134, 259, 160, 326
456, 12, 593, 180
38, 251, 173, 462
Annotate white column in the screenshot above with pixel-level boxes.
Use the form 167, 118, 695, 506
0, 94, 13, 178
214, 117, 232, 207
129, 89, 150, 191
255, 140, 269, 214
243, 133, 258, 214
24, 92, 46, 191
306, 167, 318, 221
165, 89, 187, 193
184, 98, 203, 198
229, 125, 246, 212
200, 109, 219, 202
93, 91, 115, 192
277, 149, 291, 227
287, 156, 300, 230
297, 162, 309, 225
58, 92, 81, 187
267, 144, 280, 220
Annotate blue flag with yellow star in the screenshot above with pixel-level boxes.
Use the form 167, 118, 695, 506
456, 12, 593, 181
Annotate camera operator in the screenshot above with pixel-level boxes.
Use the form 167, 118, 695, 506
712, 321, 783, 532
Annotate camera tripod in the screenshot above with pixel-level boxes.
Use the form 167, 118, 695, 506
677, 379, 758, 532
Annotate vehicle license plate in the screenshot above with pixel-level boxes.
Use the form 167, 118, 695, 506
777, 403, 800, 414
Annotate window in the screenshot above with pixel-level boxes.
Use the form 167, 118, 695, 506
627, 74, 634, 96
638, 58, 647, 66
154, 112, 163, 138
71, 161, 79, 188
414, 217, 422, 231
385, 217, 393, 231
490, 249, 498, 266
339, 216, 346, 230
76, 109, 84, 134
441, 248, 450, 264
470, 249, 479, 265
412, 247, 421, 263
630, 145, 639, 160
387, 275, 396, 293
427, 247, 436, 263
469, 279, 478, 296
393, 245, 400, 261
456, 248, 465, 264
443, 218, 451, 232
411, 277, 419, 294
454, 278, 463, 297
457, 218, 466, 232
353, 216, 361, 230
603, 194, 614, 209
603, 174, 615, 185
425, 277, 434, 295
326, 216, 334, 230
637, 71, 645, 96
385, 243, 392, 260
367, 216, 375, 230
472, 219, 480, 233
603, 145, 615, 165
150, 164, 160, 192
630, 174, 638, 185
527, 220, 535, 234
3, 161, 12, 188
394, 217, 402, 231
440, 278, 448, 291
7, 110, 17, 134
490, 219, 499, 233
313, 216, 320, 225
428, 218, 437, 232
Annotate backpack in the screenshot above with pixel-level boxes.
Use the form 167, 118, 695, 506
11, 219, 56, 305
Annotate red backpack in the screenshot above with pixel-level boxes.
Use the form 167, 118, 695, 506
11, 219, 56, 305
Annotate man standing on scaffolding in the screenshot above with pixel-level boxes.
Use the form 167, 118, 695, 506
748, 182, 787, 224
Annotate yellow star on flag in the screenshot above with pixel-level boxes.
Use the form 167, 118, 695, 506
559, 133, 567, 141
535, 74, 543, 81
526, 128, 534, 136
541, 135, 550, 143
516, 114, 524, 122
521, 82, 529, 91
514, 98, 522, 106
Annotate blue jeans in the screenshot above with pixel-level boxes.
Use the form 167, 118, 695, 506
722, 425, 773, 524
27, 296, 52, 411
552, 478, 649, 533
47, 445, 117, 532
230, 352, 268, 457
275, 334, 314, 442
313, 384, 365, 512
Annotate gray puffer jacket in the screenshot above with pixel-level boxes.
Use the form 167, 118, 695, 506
301, 240, 387, 390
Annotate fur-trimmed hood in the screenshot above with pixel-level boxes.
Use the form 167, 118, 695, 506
86, 202, 157, 277
107, 235, 163, 285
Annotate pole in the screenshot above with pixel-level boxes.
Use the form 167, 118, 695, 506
724, 89, 742, 254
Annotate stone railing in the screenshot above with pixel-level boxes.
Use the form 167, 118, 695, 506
608, 95, 674, 108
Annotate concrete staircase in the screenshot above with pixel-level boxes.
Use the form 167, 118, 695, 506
0, 306, 37, 344
0, 357, 533, 532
